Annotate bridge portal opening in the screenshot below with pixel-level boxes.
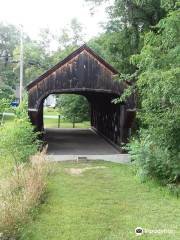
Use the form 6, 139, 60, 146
43, 93, 90, 129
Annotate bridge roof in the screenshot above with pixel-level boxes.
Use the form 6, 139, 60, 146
26, 44, 118, 91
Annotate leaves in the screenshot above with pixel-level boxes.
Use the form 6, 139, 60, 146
129, 9, 180, 183
57, 94, 90, 123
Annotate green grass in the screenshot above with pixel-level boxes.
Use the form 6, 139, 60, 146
0, 114, 14, 124
44, 118, 90, 128
1, 111, 90, 129
21, 161, 180, 240
43, 107, 90, 128
0, 115, 15, 177
44, 108, 59, 116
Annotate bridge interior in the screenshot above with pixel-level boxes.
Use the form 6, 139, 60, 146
41, 90, 127, 144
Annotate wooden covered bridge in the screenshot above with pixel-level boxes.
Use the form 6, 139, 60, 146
27, 44, 135, 145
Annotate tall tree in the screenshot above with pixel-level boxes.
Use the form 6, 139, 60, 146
0, 23, 20, 95
129, 9, 180, 183
86, 0, 178, 75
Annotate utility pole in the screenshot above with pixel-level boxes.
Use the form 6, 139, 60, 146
19, 24, 23, 103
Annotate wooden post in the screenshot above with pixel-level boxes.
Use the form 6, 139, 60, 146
120, 105, 125, 144
58, 115, 61, 128
73, 116, 75, 128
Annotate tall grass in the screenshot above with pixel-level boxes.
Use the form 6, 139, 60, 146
0, 150, 50, 240
0, 100, 50, 239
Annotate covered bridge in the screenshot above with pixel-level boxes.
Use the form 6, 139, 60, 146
27, 44, 135, 145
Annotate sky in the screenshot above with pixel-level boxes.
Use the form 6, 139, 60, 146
0, 0, 113, 41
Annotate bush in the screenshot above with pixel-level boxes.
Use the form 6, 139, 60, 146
0, 151, 50, 240
128, 129, 180, 184
0, 118, 40, 168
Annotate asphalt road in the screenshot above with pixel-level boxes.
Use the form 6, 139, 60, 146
44, 128, 121, 155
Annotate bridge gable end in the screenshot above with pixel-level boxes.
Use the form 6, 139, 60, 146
27, 45, 121, 110
26, 45, 118, 91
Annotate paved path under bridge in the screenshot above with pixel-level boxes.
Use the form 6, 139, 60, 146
44, 128, 130, 163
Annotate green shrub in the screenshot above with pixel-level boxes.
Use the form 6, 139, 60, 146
0, 118, 40, 167
128, 129, 180, 184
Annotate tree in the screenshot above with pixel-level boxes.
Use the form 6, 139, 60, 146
0, 79, 14, 99
129, 9, 180, 183
89, 29, 140, 74
49, 19, 85, 66
57, 94, 90, 128
70, 18, 85, 46
0, 19, 86, 100
85, 0, 180, 184
86, 0, 178, 75
13, 39, 50, 86
0, 23, 50, 96
0, 23, 20, 96
38, 28, 55, 54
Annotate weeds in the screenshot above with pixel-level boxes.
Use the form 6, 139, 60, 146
0, 150, 50, 240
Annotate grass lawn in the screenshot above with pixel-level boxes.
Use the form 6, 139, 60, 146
21, 161, 180, 240
43, 107, 90, 128
44, 108, 59, 116
44, 118, 90, 128
1, 111, 90, 129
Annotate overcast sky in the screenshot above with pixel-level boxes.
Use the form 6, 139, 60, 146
0, 0, 113, 40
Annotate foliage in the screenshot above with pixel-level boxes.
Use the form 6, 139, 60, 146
13, 38, 51, 86
0, 119, 39, 167
87, 0, 179, 76
0, 98, 12, 125
0, 83, 14, 99
86, 0, 180, 185
0, 98, 40, 167
0, 98, 39, 168
89, 29, 140, 74
87, 0, 168, 75
0, 98, 11, 114
0, 18, 85, 99
128, 9, 180, 184
127, 130, 180, 184
13, 94, 29, 119
57, 94, 90, 125
0, 101, 47, 239
0, 23, 20, 96
70, 18, 85, 46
